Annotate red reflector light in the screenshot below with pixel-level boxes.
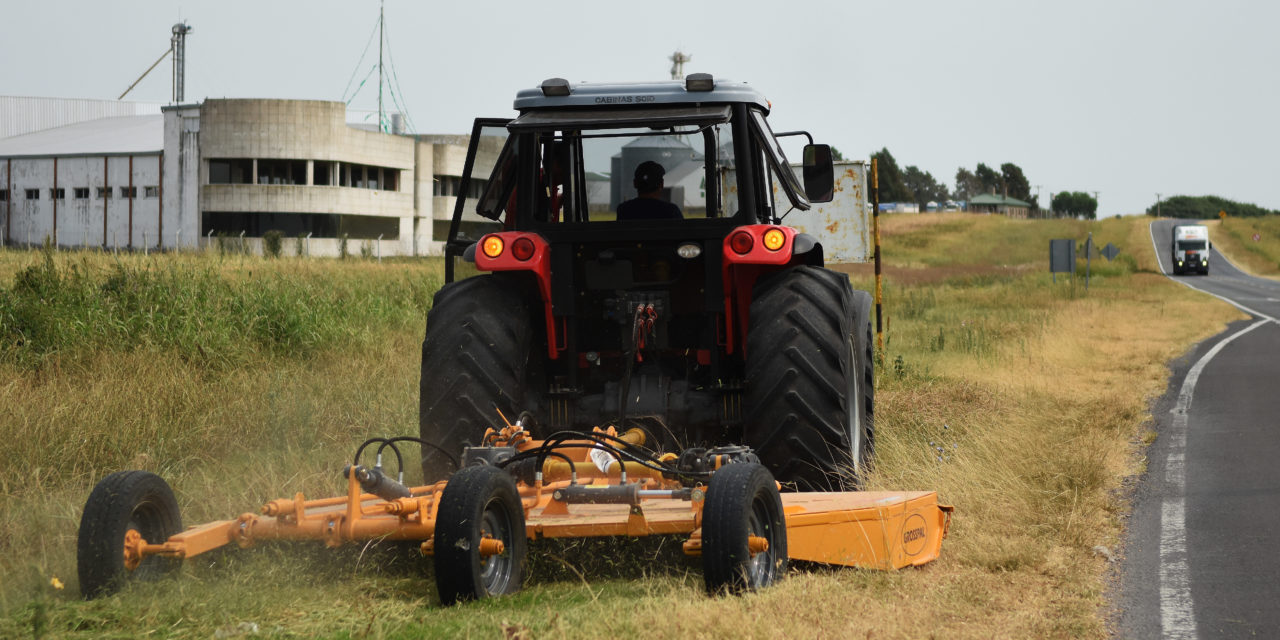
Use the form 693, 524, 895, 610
511, 237, 535, 261
730, 231, 754, 254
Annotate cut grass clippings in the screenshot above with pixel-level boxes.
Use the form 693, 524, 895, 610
0, 215, 1246, 638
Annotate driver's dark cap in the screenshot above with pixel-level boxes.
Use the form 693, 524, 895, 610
634, 161, 665, 193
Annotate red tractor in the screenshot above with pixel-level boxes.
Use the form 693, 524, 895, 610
420, 75, 873, 491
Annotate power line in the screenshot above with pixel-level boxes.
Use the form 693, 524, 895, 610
342, 16, 382, 103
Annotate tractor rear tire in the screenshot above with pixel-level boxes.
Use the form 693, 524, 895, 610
77, 470, 183, 599
743, 266, 874, 491
432, 465, 527, 605
419, 275, 535, 482
702, 462, 788, 594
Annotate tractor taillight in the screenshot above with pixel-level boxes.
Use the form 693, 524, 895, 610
511, 237, 535, 261
482, 235, 505, 258
762, 228, 785, 251
730, 231, 754, 254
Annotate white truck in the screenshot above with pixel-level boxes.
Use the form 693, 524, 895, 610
1171, 224, 1211, 275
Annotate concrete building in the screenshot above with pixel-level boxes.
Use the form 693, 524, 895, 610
1, 96, 496, 255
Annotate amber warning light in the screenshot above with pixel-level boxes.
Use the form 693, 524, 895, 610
482, 235, 505, 258
763, 229, 785, 251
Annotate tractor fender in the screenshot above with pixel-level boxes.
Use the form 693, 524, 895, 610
790, 233, 824, 266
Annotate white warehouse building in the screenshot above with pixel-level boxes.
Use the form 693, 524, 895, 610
0, 115, 163, 249
0, 96, 496, 255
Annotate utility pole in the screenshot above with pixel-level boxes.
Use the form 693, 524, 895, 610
1156, 192, 1162, 217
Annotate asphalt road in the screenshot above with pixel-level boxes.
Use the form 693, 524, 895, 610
1118, 220, 1280, 639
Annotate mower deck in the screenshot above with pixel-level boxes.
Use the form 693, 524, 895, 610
82, 424, 952, 601
159, 481, 951, 571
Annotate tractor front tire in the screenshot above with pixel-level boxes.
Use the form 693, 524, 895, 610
702, 462, 788, 594
743, 266, 874, 491
77, 470, 183, 599
419, 275, 535, 482
432, 465, 527, 605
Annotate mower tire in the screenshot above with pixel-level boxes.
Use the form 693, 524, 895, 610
432, 465, 527, 605
77, 470, 183, 599
702, 462, 788, 594
420, 274, 535, 482
743, 266, 874, 491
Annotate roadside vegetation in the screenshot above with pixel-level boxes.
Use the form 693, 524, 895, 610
1207, 215, 1280, 278
0, 215, 1243, 638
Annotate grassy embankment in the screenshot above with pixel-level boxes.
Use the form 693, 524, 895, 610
1205, 215, 1280, 278
0, 215, 1244, 638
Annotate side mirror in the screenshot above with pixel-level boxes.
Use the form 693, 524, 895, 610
802, 144, 834, 203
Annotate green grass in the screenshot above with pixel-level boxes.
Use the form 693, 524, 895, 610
0, 216, 1247, 638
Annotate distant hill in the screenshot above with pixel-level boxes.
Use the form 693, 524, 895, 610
1147, 195, 1278, 218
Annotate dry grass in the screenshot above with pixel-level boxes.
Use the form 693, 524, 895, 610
1205, 216, 1280, 279
0, 216, 1247, 638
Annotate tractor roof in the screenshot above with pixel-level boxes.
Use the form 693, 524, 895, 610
513, 75, 770, 113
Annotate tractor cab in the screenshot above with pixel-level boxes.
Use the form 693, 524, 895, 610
424, 76, 869, 492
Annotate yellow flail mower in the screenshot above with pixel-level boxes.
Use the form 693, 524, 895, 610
77, 416, 952, 604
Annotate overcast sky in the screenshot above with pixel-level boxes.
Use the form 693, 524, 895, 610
4, 0, 1277, 215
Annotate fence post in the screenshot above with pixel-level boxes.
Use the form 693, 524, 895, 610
144, 231, 148, 256
377, 233, 383, 263
239, 230, 246, 256
306, 232, 312, 257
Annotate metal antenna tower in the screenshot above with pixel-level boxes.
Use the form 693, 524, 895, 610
378, 0, 385, 132
171, 22, 193, 103
669, 50, 691, 80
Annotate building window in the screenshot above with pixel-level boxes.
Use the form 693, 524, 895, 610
209, 158, 253, 184
257, 159, 306, 185
49, 188, 65, 200
96, 186, 111, 198
119, 186, 137, 199
145, 186, 159, 198
0, 189, 8, 201
74, 187, 90, 199
314, 162, 330, 186
26, 189, 40, 200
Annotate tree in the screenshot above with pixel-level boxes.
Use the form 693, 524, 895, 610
1000, 163, 1031, 201
974, 163, 1002, 195
829, 146, 846, 162
902, 165, 949, 209
871, 148, 913, 203
1051, 191, 1097, 219
954, 167, 982, 202
1145, 195, 1277, 218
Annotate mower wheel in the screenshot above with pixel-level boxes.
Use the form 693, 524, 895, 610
744, 266, 875, 490
702, 462, 788, 594
77, 470, 183, 599
420, 274, 536, 483
433, 465, 527, 605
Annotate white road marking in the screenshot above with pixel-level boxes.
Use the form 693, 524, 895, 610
1159, 318, 1267, 639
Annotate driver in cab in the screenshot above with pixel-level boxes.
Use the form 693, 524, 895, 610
617, 161, 683, 221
